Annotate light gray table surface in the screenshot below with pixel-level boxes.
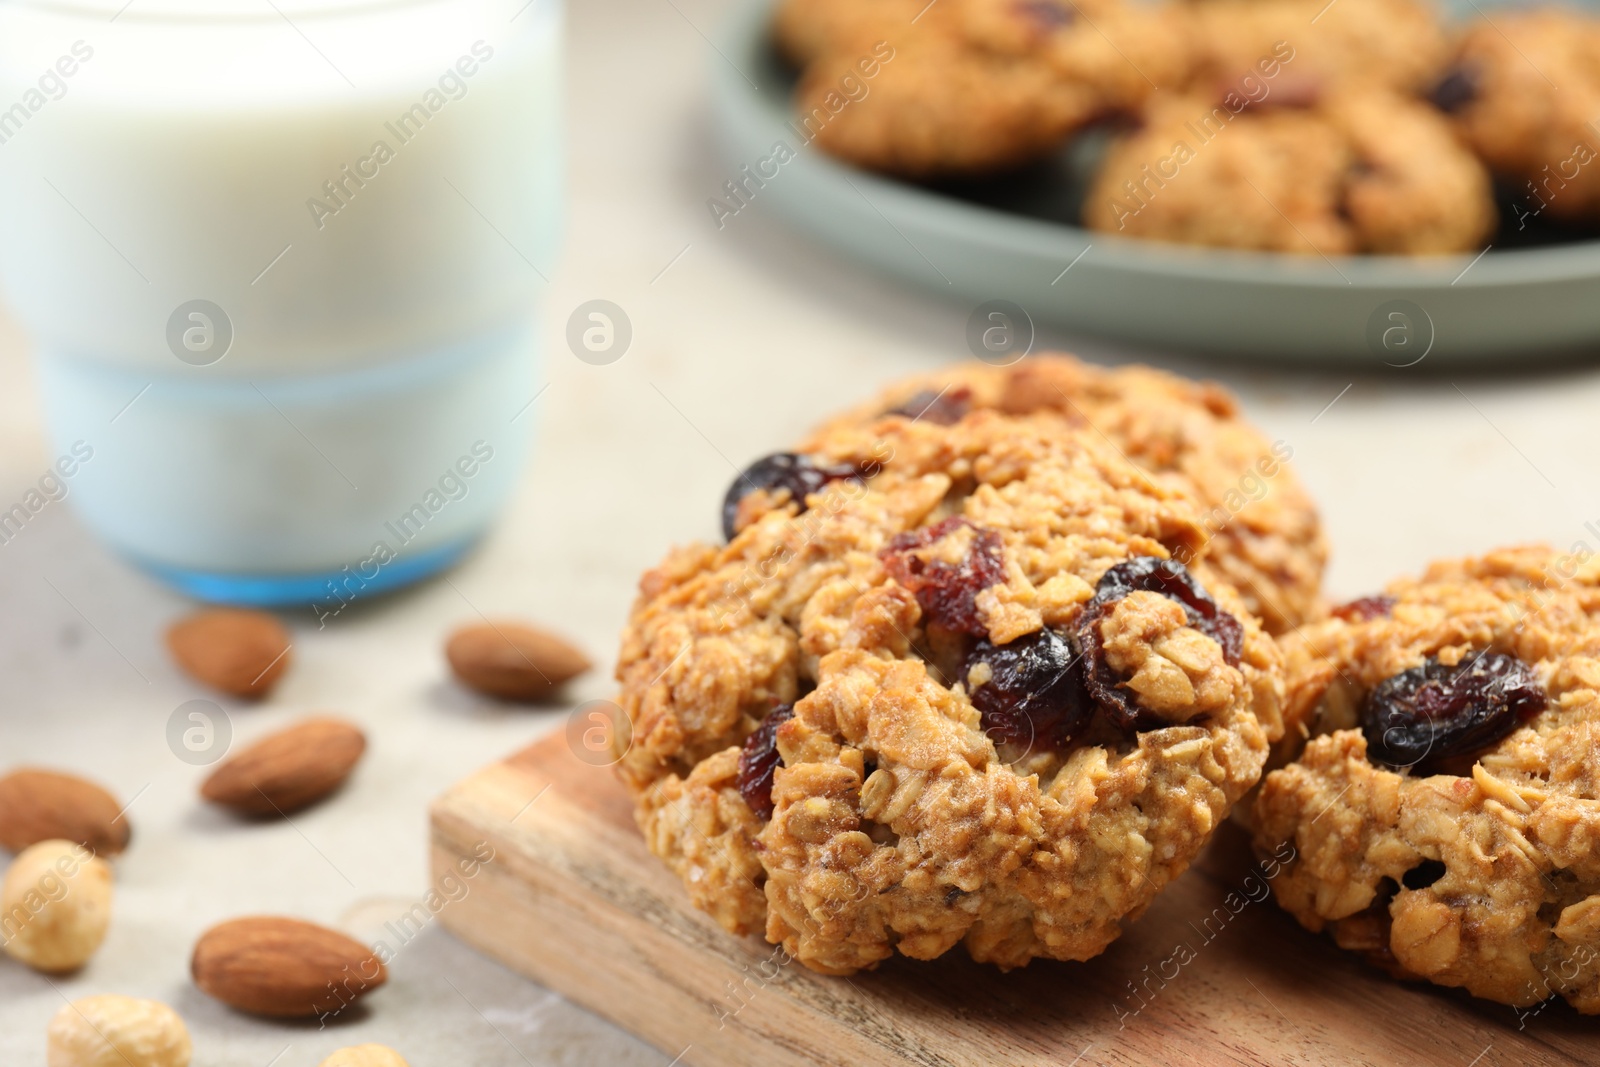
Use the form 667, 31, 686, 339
4, 0, 1600, 1062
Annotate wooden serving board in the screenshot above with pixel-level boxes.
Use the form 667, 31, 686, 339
430, 735, 1597, 1066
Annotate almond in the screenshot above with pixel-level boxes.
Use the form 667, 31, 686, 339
200, 717, 365, 815
192, 916, 387, 1018
166, 608, 292, 699
445, 620, 592, 701
0, 768, 131, 855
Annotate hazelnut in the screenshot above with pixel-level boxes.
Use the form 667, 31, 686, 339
47, 995, 192, 1067
1, 839, 112, 972
320, 1045, 410, 1067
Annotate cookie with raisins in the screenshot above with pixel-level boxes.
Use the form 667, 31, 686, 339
1438, 10, 1600, 225
1084, 86, 1496, 256
807, 354, 1326, 635
614, 382, 1285, 974
778, 0, 1192, 178
1186, 0, 1450, 97
1256, 545, 1600, 1012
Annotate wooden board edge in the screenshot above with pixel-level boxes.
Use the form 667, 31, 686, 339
427, 752, 944, 1067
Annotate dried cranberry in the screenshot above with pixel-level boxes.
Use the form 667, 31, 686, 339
1265, 73, 1323, 110
885, 385, 973, 426
722, 453, 862, 541
1074, 556, 1243, 731
1362, 654, 1545, 774
1087, 557, 1243, 663
1332, 595, 1397, 622
1226, 73, 1321, 112
737, 703, 795, 819
1429, 66, 1479, 113
1014, 0, 1075, 30
880, 517, 1006, 635
967, 628, 1090, 753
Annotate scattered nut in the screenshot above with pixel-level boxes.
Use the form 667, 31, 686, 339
320, 1045, 409, 1067
446, 620, 591, 701
0, 768, 131, 855
192, 915, 387, 1018
1, 839, 113, 972
47, 994, 192, 1067
166, 608, 292, 699
200, 717, 366, 815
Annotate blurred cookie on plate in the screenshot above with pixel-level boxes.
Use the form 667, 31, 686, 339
1436, 8, 1600, 225
771, 0, 927, 65
1084, 86, 1496, 254
781, 0, 1191, 177
1186, 0, 1451, 95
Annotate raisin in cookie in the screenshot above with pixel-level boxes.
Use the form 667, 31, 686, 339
806, 355, 1325, 635
615, 394, 1284, 974
1085, 86, 1495, 254
1436, 9, 1600, 225
1256, 545, 1600, 1012
784, 0, 1191, 178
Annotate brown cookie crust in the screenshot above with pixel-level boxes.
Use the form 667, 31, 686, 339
1257, 545, 1600, 1012
616, 394, 1284, 974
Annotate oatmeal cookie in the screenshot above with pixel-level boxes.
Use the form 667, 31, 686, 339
807, 354, 1325, 635
1187, 0, 1450, 95
795, 37, 1092, 177
1256, 545, 1600, 1012
1437, 9, 1600, 224
772, 0, 929, 66
616, 391, 1285, 975
784, 0, 1191, 178
1085, 86, 1496, 254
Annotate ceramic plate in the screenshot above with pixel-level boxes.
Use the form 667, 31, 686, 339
710, 0, 1600, 363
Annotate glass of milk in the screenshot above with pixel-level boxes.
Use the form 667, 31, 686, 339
0, 0, 561, 614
